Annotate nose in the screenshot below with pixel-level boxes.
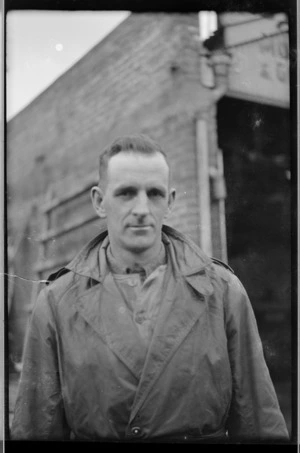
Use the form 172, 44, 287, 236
132, 192, 150, 217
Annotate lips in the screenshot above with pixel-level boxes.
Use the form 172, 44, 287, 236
127, 225, 153, 233
129, 225, 152, 230
127, 223, 153, 228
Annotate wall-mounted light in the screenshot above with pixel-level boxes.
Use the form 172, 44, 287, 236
207, 50, 232, 90
199, 25, 232, 98
200, 49, 232, 101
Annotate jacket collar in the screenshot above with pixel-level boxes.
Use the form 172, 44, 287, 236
65, 225, 213, 294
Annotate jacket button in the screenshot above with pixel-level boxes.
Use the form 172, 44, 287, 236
128, 279, 137, 287
131, 426, 142, 436
135, 313, 145, 324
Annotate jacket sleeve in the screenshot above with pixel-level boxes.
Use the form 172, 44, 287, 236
10, 285, 71, 440
223, 274, 289, 440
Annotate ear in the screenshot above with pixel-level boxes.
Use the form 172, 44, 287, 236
91, 186, 107, 218
165, 188, 176, 219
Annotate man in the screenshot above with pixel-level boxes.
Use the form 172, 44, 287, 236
11, 134, 289, 441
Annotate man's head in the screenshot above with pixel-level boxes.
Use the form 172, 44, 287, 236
91, 135, 176, 259
97, 134, 170, 190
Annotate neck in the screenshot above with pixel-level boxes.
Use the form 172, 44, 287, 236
108, 240, 163, 270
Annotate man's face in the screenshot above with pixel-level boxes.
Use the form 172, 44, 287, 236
96, 151, 175, 254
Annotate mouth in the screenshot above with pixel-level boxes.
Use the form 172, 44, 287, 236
129, 225, 152, 230
127, 225, 153, 234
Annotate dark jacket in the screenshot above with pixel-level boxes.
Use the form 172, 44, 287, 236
11, 225, 289, 441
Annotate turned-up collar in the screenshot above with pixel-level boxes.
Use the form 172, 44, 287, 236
65, 225, 212, 284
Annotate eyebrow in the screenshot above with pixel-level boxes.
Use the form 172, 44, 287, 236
113, 185, 167, 195
113, 185, 136, 194
147, 187, 167, 196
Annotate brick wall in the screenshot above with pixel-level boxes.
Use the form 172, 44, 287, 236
7, 12, 212, 253
7, 13, 217, 360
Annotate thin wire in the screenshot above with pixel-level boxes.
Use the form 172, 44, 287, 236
0, 273, 48, 283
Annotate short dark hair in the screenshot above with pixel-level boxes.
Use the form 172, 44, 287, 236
98, 134, 169, 187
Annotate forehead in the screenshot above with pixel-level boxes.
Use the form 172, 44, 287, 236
106, 151, 170, 186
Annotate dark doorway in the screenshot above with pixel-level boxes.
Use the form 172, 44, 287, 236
217, 96, 292, 435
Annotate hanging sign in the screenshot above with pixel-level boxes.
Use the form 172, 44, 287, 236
227, 32, 289, 107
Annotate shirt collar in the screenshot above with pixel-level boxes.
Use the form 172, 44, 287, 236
104, 241, 167, 279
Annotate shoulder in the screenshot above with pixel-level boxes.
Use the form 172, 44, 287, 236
208, 258, 249, 305
31, 270, 81, 326
209, 257, 238, 286
36, 268, 79, 307
46, 268, 77, 293
46, 267, 71, 284
211, 257, 235, 275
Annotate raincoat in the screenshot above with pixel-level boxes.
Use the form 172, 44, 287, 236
11, 225, 289, 441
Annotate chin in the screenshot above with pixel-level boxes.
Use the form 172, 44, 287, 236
125, 239, 155, 253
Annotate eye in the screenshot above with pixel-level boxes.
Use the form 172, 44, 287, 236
148, 189, 165, 198
116, 188, 136, 198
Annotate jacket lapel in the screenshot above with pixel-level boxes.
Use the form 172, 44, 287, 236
65, 225, 215, 422
128, 267, 213, 422
77, 273, 147, 381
